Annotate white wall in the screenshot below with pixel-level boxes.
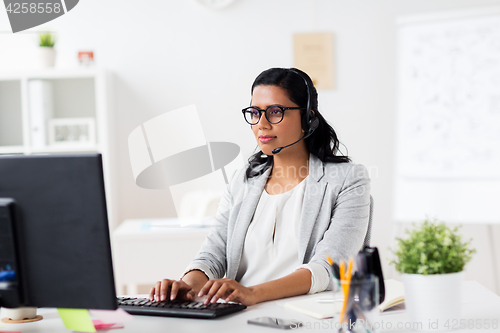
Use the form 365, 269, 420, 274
1, 0, 500, 293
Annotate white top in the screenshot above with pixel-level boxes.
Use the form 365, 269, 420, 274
235, 176, 330, 294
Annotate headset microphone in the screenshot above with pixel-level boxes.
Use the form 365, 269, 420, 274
271, 117, 319, 154
271, 69, 319, 155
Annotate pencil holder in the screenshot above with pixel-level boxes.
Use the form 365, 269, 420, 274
335, 275, 380, 333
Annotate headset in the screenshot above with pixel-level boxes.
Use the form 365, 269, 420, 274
271, 69, 320, 154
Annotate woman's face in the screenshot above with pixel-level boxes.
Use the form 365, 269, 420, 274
250, 85, 305, 156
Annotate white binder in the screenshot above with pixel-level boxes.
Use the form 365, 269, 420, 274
28, 80, 53, 148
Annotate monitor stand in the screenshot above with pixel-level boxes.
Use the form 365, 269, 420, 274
1, 307, 42, 323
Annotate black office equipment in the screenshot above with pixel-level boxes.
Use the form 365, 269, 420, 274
0, 198, 25, 308
117, 297, 246, 319
0, 154, 116, 310
356, 246, 385, 304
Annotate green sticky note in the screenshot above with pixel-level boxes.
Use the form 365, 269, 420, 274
57, 308, 96, 332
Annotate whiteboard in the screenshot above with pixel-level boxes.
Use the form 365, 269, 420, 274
394, 8, 500, 223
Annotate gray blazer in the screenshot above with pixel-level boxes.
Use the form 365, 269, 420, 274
185, 153, 371, 290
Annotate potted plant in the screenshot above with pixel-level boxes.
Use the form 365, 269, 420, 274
38, 32, 56, 68
391, 220, 475, 332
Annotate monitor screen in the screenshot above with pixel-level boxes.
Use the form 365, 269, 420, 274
0, 154, 116, 310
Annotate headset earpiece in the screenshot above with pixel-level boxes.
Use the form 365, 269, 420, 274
290, 68, 316, 135
308, 116, 319, 134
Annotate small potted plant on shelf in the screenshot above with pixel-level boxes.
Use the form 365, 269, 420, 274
38, 31, 56, 68
390, 219, 475, 332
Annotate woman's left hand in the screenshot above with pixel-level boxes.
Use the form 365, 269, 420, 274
198, 278, 258, 306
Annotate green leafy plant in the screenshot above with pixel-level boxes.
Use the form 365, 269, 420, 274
390, 219, 475, 275
39, 32, 55, 47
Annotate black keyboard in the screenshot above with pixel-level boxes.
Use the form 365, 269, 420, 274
117, 297, 247, 319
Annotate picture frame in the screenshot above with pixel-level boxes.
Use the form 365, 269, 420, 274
48, 118, 96, 146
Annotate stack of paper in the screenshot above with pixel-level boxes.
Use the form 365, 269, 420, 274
284, 297, 343, 319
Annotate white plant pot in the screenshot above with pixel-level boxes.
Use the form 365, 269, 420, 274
38, 47, 56, 68
1, 306, 37, 320
403, 271, 463, 332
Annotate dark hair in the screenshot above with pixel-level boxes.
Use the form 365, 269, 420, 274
246, 67, 350, 179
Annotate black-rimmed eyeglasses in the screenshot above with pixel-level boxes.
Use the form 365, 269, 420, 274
242, 105, 304, 125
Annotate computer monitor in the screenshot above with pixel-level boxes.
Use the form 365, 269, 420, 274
0, 154, 116, 310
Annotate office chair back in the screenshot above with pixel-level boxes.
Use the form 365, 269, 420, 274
363, 195, 373, 247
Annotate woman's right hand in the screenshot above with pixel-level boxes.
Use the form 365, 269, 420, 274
149, 279, 196, 302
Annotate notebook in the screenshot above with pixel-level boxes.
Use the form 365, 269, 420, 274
379, 279, 405, 312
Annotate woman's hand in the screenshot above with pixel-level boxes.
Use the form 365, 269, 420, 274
198, 278, 259, 306
149, 279, 196, 302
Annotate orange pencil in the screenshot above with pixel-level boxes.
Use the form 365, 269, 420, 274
346, 257, 353, 281
339, 260, 347, 324
340, 258, 353, 324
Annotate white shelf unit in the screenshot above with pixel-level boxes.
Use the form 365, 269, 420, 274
0, 68, 116, 228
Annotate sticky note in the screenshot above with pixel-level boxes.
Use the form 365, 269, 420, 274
92, 320, 124, 330
93, 320, 114, 330
89, 308, 133, 323
57, 308, 96, 333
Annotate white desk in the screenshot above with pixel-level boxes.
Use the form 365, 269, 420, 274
2, 281, 499, 332
112, 219, 210, 294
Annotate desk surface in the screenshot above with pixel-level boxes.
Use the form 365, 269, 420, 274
2, 281, 499, 333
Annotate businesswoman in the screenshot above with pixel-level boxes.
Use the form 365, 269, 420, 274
150, 68, 370, 306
